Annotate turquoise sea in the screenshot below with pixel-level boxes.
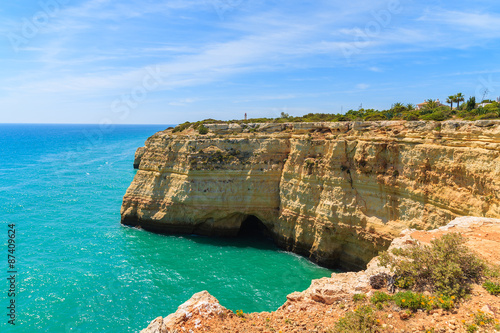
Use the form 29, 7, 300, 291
0, 124, 333, 332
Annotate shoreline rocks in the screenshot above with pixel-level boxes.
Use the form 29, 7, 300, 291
140, 291, 231, 333
140, 216, 500, 333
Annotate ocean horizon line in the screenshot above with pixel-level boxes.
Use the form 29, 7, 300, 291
0, 122, 176, 126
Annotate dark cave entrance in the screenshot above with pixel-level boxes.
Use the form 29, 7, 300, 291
237, 215, 273, 241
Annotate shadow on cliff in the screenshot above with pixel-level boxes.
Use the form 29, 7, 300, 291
184, 215, 279, 252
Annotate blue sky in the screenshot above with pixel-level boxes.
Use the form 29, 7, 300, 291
1, 0, 499, 124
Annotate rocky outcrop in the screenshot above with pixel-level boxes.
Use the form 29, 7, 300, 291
140, 216, 500, 333
282, 216, 500, 309
140, 291, 230, 333
121, 120, 500, 270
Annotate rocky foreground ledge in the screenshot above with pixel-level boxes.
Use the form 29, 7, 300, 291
121, 120, 500, 270
141, 216, 500, 333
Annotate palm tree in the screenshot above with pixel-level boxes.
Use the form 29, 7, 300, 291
454, 93, 465, 109
406, 103, 415, 110
446, 95, 454, 109
391, 102, 406, 112
425, 99, 438, 109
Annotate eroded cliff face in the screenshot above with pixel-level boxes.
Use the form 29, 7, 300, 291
121, 120, 500, 270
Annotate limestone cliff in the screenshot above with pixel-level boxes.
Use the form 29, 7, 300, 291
121, 120, 500, 270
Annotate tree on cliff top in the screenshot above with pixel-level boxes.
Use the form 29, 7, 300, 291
446, 95, 454, 109
454, 93, 465, 109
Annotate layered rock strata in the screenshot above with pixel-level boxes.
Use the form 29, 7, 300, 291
121, 120, 500, 270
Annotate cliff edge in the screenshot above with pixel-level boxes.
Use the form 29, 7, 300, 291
121, 120, 500, 270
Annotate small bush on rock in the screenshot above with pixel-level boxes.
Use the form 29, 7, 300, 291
393, 291, 432, 311
483, 265, 500, 295
369, 273, 390, 289
173, 121, 192, 133
379, 233, 485, 298
353, 293, 366, 302
334, 305, 380, 333
463, 310, 497, 332
198, 124, 209, 135
370, 291, 393, 310
483, 281, 500, 296
370, 291, 393, 305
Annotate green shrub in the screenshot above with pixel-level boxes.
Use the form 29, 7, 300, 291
393, 291, 456, 311
393, 291, 432, 311
379, 233, 485, 298
173, 121, 192, 133
483, 281, 500, 295
464, 323, 478, 333
477, 112, 500, 120
353, 293, 366, 302
198, 124, 209, 135
370, 291, 393, 304
402, 111, 420, 121
466, 96, 476, 111
472, 310, 495, 326
436, 295, 456, 310
333, 305, 379, 333
395, 275, 415, 289
364, 114, 386, 121
420, 110, 446, 121
462, 309, 500, 332
483, 101, 500, 112
462, 310, 497, 332
485, 265, 500, 278
370, 291, 392, 309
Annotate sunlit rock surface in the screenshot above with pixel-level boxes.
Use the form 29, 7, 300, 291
121, 120, 500, 270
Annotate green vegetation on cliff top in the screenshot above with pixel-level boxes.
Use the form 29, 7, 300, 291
173, 97, 500, 133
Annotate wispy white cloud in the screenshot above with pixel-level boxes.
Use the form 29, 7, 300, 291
168, 98, 198, 106
2, 21, 316, 95
59, 0, 206, 21
1, 0, 500, 123
418, 10, 500, 37
234, 94, 299, 103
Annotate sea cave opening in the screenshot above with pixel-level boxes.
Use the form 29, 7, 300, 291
237, 215, 273, 241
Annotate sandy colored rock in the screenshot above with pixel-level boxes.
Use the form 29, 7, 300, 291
140, 291, 231, 333
140, 316, 166, 333
121, 120, 500, 270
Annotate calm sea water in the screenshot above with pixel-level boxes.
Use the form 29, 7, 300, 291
0, 124, 332, 332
